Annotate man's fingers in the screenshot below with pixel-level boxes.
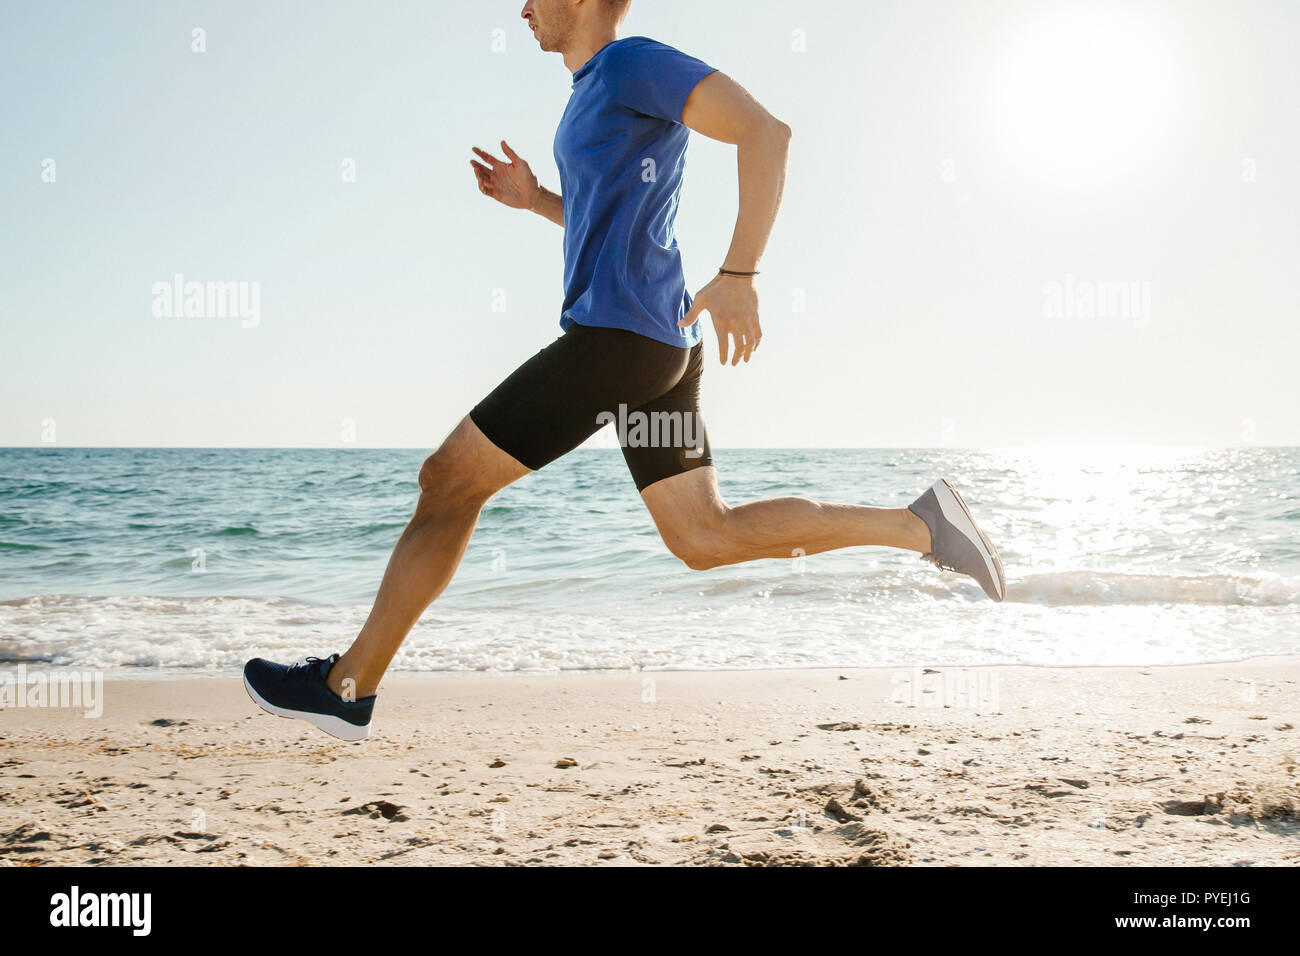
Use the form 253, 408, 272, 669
731, 331, 747, 366
716, 330, 729, 365
501, 140, 521, 163
678, 301, 703, 328
471, 146, 503, 168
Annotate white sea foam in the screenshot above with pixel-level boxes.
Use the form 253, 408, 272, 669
2, 578, 1296, 675
1010, 571, 1300, 606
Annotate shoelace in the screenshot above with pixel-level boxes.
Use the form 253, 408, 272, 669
921, 552, 958, 574
284, 656, 327, 681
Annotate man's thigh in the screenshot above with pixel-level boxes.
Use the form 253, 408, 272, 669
469, 323, 687, 474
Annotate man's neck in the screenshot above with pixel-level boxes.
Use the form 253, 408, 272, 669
563, 30, 619, 75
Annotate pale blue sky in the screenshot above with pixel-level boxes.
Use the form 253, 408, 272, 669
2, 0, 1297, 448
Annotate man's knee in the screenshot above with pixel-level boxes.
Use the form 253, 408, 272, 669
676, 545, 722, 572
415, 416, 530, 509
417, 445, 492, 505
664, 511, 731, 572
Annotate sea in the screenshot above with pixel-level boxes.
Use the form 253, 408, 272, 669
1, 446, 1296, 677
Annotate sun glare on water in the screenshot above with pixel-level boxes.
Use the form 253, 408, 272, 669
994, 9, 1178, 188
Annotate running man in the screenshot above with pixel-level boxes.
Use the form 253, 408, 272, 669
244, 0, 1005, 741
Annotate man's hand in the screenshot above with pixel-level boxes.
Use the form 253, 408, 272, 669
679, 274, 762, 366
470, 141, 540, 210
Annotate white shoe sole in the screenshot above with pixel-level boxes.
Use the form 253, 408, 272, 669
932, 478, 1006, 602
243, 674, 371, 741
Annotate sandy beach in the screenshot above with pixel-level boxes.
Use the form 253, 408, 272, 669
2, 658, 1297, 866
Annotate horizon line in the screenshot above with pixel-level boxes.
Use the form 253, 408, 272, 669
2, 444, 1296, 452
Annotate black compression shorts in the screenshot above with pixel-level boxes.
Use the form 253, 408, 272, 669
469, 323, 713, 492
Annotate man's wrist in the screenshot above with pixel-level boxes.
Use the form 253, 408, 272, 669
528, 184, 551, 213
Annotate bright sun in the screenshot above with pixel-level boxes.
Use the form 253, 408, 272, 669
994, 9, 1177, 188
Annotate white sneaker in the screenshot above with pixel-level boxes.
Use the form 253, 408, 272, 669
908, 478, 1006, 602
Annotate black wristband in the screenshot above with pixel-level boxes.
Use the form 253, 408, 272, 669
718, 268, 760, 277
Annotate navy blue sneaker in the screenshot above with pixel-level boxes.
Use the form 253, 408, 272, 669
908, 479, 1007, 602
243, 654, 375, 741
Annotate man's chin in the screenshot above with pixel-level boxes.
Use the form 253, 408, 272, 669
532, 29, 562, 52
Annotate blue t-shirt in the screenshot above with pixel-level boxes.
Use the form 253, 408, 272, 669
554, 36, 716, 349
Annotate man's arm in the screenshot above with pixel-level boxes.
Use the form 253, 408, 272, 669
470, 141, 564, 227
679, 72, 792, 366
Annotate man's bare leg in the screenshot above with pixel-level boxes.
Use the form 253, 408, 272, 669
640, 466, 931, 571
326, 416, 529, 698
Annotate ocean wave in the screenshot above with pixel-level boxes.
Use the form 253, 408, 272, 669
1009, 571, 1299, 607
0, 590, 1295, 674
